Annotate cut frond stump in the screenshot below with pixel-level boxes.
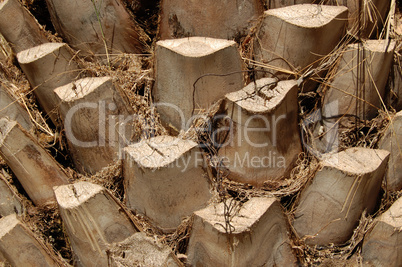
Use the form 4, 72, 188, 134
0, 214, 61, 266
322, 39, 396, 121
0, 173, 23, 217
54, 76, 134, 174
378, 110, 402, 191
17, 42, 81, 125
107, 232, 183, 267
54, 181, 138, 267
0, 118, 68, 206
362, 195, 402, 266
45, 0, 149, 60
340, 0, 390, 39
217, 78, 301, 186
0, 0, 47, 53
253, 4, 348, 79
187, 197, 297, 266
0, 83, 33, 131
319, 40, 396, 154
158, 0, 264, 40
124, 135, 212, 233
293, 147, 389, 246
389, 57, 402, 112
267, 1, 390, 39
154, 37, 243, 131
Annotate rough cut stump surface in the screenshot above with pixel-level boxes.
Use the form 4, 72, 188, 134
0, 118, 68, 206
107, 232, 182, 266
55, 181, 138, 267
154, 37, 243, 131
17, 42, 81, 124
54, 76, 133, 174
362, 196, 402, 266
322, 40, 396, 121
379, 110, 402, 191
187, 197, 297, 266
254, 4, 348, 78
0, 173, 23, 217
124, 135, 212, 232
0, 0, 47, 53
0, 214, 60, 267
218, 78, 301, 186
293, 147, 390, 245
0, 84, 33, 131
45, 0, 148, 58
159, 0, 264, 40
